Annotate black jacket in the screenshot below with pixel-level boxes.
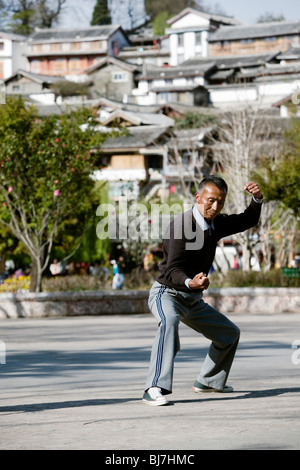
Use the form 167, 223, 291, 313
156, 198, 262, 292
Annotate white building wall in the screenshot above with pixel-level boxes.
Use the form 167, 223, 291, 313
201, 31, 209, 57
210, 78, 300, 108
258, 80, 300, 97
0, 39, 13, 79
172, 13, 209, 29
209, 86, 258, 106
12, 40, 27, 73
167, 12, 210, 66
0, 37, 27, 79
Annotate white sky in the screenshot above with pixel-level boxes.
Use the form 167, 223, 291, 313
57, 0, 300, 29
214, 0, 299, 24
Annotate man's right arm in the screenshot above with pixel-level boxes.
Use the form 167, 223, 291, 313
187, 272, 210, 290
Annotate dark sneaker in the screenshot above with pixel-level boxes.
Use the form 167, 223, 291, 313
192, 380, 233, 393
142, 387, 169, 406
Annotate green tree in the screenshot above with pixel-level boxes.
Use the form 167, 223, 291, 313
256, 12, 285, 23
146, 1, 227, 35
50, 79, 92, 101
174, 111, 217, 129
0, 96, 109, 292
1, 0, 66, 35
152, 10, 172, 35
145, 0, 198, 19
90, 0, 111, 26
255, 118, 300, 217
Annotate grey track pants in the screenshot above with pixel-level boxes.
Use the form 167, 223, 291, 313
145, 281, 240, 394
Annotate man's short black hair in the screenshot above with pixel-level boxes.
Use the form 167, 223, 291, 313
198, 175, 228, 194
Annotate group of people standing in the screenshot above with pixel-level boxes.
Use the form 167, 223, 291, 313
49, 256, 126, 290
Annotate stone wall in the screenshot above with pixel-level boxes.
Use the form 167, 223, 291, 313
0, 288, 299, 319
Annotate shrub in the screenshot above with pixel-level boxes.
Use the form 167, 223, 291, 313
209, 269, 300, 288
42, 275, 110, 292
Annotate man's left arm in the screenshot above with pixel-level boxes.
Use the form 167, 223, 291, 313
215, 181, 263, 238
243, 181, 263, 201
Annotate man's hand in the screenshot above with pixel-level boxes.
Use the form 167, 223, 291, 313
189, 272, 210, 290
244, 182, 262, 199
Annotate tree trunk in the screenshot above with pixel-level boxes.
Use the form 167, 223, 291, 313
241, 243, 251, 271
30, 257, 43, 293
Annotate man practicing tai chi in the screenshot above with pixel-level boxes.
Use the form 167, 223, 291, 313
143, 176, 263, 406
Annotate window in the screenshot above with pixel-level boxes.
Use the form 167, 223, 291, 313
51, 43, 62, 52
31, 60, 41, 73
53, 59, 66, 73
113, 40, 119, 55
158, 92, 169, 102
0, 42, 4, 51
177, 53, 184, 64
71, 42, 81, 51
178, 34, 184, 47
195, 32, 202, 45
90, 40, 102, 50
68, 58, 81, 72
112, 71, 128, 82
33, 44, 43, 53
177, 92, 187, 103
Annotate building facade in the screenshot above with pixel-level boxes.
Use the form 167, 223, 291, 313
0, 32, 27, 80
85, 56, 141, 102
26, 25, 130, 78
165, 8, 242, 66
209, 21, 300, 56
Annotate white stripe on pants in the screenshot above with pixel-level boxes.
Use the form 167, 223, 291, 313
145, 281, 240, 394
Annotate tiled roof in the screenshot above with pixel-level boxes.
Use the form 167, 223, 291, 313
0, 31, 27, 41
183, 52, 278, 70
150, 84, 206, 93
209, 21, 300, 41
209, 69, 235, 80
277, 45, 300, 59
28, 25, 121, 42
167, 8, 242, 26
100, 126, 171, 150
85, 56, 141, 74
100, 109, 174, 127
257, 62, 300, 76
4, 69, 65, 84
137, 62, 215, 80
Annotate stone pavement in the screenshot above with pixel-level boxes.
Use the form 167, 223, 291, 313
0, 312, 300, 451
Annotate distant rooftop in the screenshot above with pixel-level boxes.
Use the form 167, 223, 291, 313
277, 44, 300, 59
137, 62, 216, 80
28, 24, 122, 42
209, 21, 300, 42
167, 7, 243, 27
183, 52, 279, 69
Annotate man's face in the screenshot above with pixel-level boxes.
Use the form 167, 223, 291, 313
195, 184, 226, 221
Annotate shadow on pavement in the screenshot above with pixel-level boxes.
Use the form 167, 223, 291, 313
1, 387, 299, 414
176, 386, 300, 404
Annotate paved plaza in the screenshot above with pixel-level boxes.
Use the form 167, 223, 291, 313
0, 311, 300, 450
